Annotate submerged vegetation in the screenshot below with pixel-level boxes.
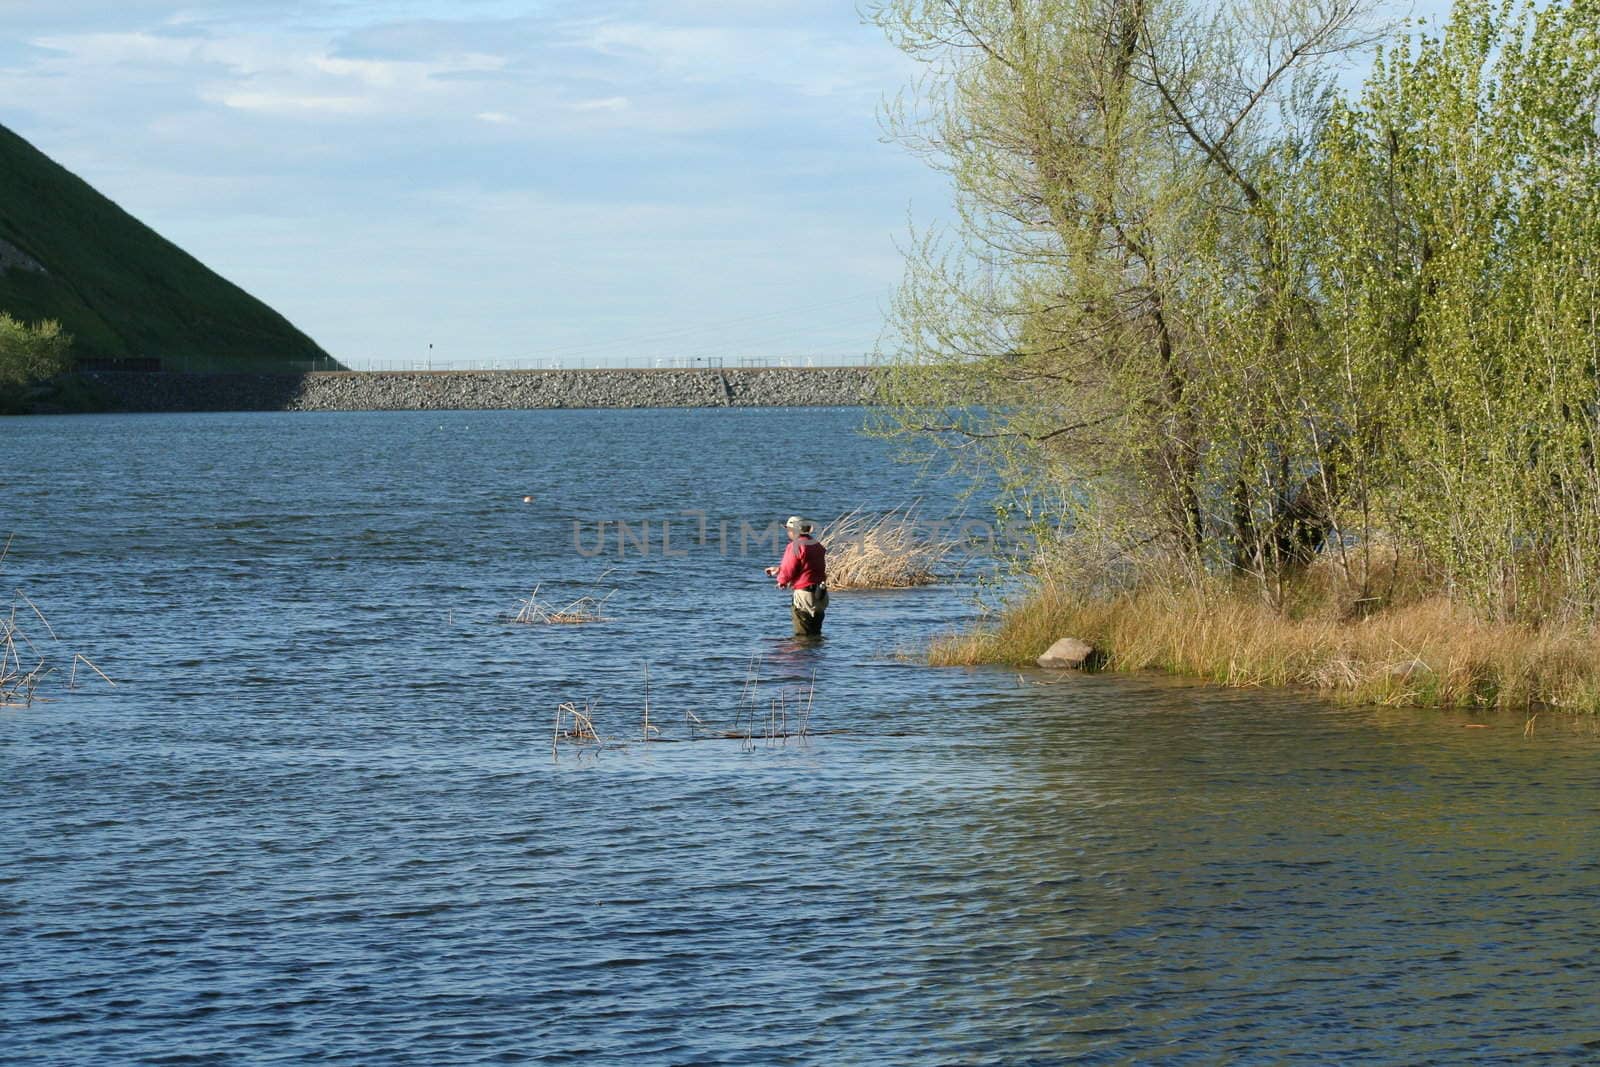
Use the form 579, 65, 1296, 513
871, 0, 1600, 709
550, 659, 818, 760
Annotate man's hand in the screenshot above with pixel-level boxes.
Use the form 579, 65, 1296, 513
764, 566, 778, 577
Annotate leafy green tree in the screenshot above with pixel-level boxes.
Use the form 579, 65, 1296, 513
1302, 0, 1600, 619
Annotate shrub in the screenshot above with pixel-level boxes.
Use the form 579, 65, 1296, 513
0, 312, 71, 395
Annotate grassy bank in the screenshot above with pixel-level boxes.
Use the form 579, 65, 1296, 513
932, 581, 1600, 713
0, 121, 330, 367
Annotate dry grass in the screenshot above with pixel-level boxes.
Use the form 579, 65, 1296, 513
930, 578, 1600, 712
817, 506, 953, 589
512, 583, 613, 625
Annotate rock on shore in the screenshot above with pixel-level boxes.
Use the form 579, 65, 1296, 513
1037, 637, 1097, 669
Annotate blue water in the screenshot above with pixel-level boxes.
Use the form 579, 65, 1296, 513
4, 408, 1600, 1064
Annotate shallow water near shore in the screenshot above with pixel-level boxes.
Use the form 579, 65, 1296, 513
5, 408, 1600, 1064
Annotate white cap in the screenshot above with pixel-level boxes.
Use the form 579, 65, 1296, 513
785, 515, 811, 532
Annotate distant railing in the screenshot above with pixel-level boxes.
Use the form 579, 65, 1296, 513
334, 354, 889, 373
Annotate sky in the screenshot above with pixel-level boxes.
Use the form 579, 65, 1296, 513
1, 0, 1454, 369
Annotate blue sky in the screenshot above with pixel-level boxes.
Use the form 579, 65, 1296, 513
2, 1, 1453, 368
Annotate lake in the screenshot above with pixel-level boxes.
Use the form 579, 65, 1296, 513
5, 408, 1599, 1064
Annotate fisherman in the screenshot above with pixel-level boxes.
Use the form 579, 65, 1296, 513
765, 515, 828, 636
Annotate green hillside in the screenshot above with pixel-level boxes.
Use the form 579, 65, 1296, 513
0, 122, 333, 371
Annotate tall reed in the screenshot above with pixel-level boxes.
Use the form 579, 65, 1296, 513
817, 506, 952, 589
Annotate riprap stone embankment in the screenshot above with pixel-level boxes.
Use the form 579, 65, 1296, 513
81, 366, 884, 413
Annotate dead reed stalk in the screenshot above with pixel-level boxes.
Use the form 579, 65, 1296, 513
736, 657, 815, 747
641, 662, 659, 740
551, 699, 609, 760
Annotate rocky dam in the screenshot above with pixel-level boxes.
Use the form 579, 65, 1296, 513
77, 366, 884, 413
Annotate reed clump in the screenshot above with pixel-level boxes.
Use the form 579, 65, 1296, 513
0, 535, 114, 706
1, 604, 50, 706
817, 506, 952, 589
511, 584, 613, 625
931, 577, 1600, 712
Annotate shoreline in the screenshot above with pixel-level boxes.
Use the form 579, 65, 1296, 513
40, 365, 884, 414
931, 582, 1600, 715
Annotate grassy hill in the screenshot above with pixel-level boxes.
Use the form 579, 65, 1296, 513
0, 122, 333, 372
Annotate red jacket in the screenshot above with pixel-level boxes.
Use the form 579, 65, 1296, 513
775, 536, 826, 589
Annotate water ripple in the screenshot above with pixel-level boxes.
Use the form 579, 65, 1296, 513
4, 411, 1599, 1063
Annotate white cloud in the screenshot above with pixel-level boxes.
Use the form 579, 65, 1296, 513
216, 90, 371, 115
313, 50, 505, 87
578, 18, 908, 102
571, 96, 628, 113
25, 28, 510, 123
30, 29, 204, 66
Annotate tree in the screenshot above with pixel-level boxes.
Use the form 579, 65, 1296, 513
869, 0, 1385, 591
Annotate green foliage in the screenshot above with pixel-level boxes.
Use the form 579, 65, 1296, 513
0, 122, 331, 370
1302, 0, 1600, 619
877, 0, 1600, 624
0, 313, 72, 402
